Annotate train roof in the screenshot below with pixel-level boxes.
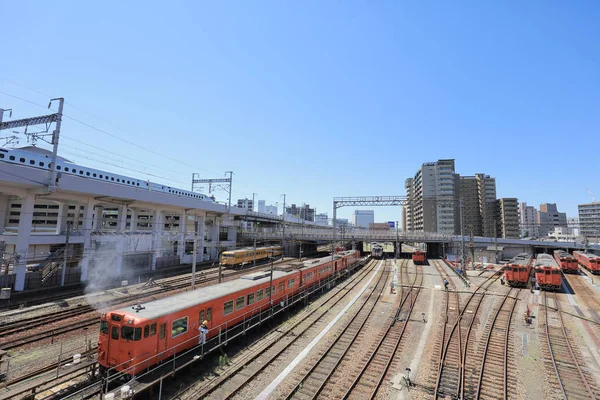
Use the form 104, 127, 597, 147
222, 246, 281, 255
574, 251, 600, 259
534, 254, 559, 268
113, 270, 293, 321
554, 250, 573, 258
508, 253, 532, 266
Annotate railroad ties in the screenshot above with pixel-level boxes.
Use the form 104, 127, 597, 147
541, 291, 599, 400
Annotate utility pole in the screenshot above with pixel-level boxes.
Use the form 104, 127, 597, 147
268, 250, 274, 306
48, 98, 64, 190
396, 220, 399, 260
281, 194, 286, 257
493, 218, 499, 264
253, 222, 259, 267
192, 216, 198, 289
61, 221, 72, 286
459, 198, 466, 276
217, 242, 223, 283
225, 171, 233, 221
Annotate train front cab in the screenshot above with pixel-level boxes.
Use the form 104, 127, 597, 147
535, 267, 562, 291
504, 265, 529, 287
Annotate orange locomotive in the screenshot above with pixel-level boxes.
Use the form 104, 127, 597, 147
98, 250, 360, 376
534, 254, 562, 291
503, 253, 533, 287
553, 250, 578, 274
412, 250, 426, 265
573, 251, 600, 275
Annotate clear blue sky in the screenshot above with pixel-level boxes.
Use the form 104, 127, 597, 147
1, 1, 599, 223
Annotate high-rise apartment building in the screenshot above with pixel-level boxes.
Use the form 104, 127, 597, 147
537, 203, 567, 237
476, 174, 497, 237
497, 198, 520, 238
404, 159, 458, 234
286, 204, 315, 222
578, 202, 600, 237
519, 202, 539, 238
353, 210, 375, 229
459, 176, 482, 236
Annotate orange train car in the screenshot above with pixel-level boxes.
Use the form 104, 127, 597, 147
412, 250, 426, 265
503, 253, 533, 287
573, 251, 600, 275
98, 250, 361, 376
553, 250, 578, 274
534, 254, 562, 291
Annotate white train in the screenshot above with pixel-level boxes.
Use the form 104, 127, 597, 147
0, 146, 214, 201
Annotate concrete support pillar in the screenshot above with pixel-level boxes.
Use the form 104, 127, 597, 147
57, 202, 70, 235
210, 217, 220, 260
177, 209, 187, 260
14, 192, 35, 291
93, 206, 104, 231
198, 215, 206, 262
227, 226, 236, 242
80, 198, 96, 282
151, 208, 164, 270
129, 208, 137, 232
0, 194, 9, 233
117, 205, 128, 233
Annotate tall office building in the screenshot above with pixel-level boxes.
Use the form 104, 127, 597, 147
497, 198, 520, 238
404, 159, 458, 234
578, 202, 600, 237
353, 210, 375, 229
403, 178, 414, 231
519, 202, 539, 238
459, 176, 482, 236
537, 203, 567, 237
476, 174, 497, 237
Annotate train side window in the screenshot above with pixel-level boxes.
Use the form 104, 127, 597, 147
278, 282, 284, 292
93, 173, 97, 177
159, 323, 166, 339
144, 325, 149, 338
0, 154, 3, 158
247, 293, 255, 305
86, 172, 90, 176
288, 278, 295, 288
65, 167, 69, 172
100, 320, 109, 334
9, 156, 14, 160
19, 157, 25, 163
39, 162, 44, 166
150, 323, 157, 336
265, 286, 271, 298
199, 310, 205, 323
29, 160, 35, 165
207, 308, 212, 321
224, 300, 234, 315
257, 289, 264, 301
56, 165, 61, 170
111, 326, 119, 340
172, 317, 188, 338
235, 296, 245, 311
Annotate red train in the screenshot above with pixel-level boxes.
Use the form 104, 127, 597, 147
412, 250, 426, 265
573, 251, 600, 275
534, 254, 562, 291
98, 250, 361, 376
503, 253, 533, 287
553, 250, 578, 274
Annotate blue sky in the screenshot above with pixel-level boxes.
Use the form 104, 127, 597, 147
1, 1, 599, 223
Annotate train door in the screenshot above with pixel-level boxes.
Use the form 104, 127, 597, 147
108, 323, 121, 367
157, 322, 169, 361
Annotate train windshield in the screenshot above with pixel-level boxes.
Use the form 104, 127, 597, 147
100, 320, 109, 334
121, 326, 142, 341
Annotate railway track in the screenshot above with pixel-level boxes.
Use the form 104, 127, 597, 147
174, 259, 385, 399
431, 260, 504, 399
284, 259, 409, 399
340, 260, 423, 400
474, 287, 519, 399
542, 291, 598, 400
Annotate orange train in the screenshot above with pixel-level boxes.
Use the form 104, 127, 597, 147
98, 250, 361, 376
534, 254, 562, 291
553, 250, 578, 274
412, 250, 426, 265
573, 251, 600, 275
503, 253, 533, 287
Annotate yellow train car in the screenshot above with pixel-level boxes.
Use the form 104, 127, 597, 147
221, 246, 283, 267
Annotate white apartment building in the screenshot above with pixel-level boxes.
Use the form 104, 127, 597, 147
519, 202, 539, 238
